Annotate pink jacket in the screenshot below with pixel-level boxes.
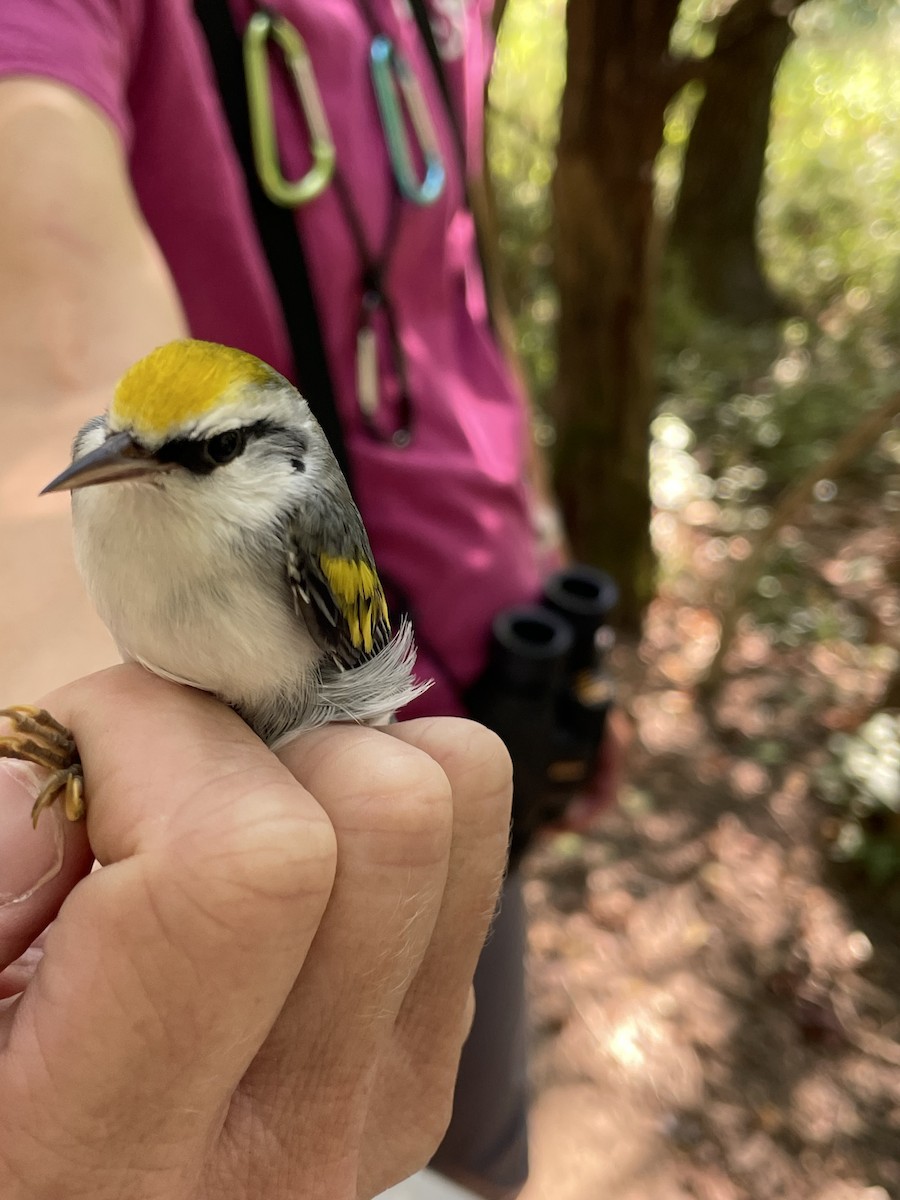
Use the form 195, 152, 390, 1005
0, 0, 543, 715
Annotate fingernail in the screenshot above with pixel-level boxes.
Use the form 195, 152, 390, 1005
0, 762, 66, 905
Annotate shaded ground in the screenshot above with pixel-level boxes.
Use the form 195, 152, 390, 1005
520, 478, 900, 1199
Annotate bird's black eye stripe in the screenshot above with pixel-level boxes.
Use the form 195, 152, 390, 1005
155, 421, 306, 475
156, 429, 247, 474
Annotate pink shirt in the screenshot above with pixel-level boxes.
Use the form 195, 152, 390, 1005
0, 0, 542, 713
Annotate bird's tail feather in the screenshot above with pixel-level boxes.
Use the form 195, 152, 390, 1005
271, 618, 432, 747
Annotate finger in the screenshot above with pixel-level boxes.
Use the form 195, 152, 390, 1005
0, 758, 92, 983
0, 665, 337, 1183
0, 944, 44, 1002
236, 724, 453, 1172
386, 719, 512, 1028
360, 719, 512, 1190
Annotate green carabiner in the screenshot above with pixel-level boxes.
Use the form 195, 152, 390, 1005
243, 10, 336, 207
370, 35, 446, 206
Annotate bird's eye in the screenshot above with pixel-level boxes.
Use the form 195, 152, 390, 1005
205, 429, 246, 466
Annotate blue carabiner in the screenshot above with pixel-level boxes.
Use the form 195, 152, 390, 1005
370, 35, 446, 206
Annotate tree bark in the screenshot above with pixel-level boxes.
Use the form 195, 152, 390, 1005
491, 0, 511, 37
670, 0, 805, 322
552, 0, 680, 628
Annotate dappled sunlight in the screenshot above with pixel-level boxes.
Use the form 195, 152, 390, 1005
763, 0, 900, 311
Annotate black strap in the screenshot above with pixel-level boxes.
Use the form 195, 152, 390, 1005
192, 0, 353, 484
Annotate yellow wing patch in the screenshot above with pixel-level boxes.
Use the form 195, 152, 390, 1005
110, 339, 273, 441
319, 553, 390, 654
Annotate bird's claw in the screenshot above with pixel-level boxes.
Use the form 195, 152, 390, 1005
0, 705, 84, 826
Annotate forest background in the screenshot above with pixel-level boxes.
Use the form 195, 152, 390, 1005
490, 2, 900, 1196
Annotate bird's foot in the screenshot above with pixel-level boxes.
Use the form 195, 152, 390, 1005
0, 705, 84, 827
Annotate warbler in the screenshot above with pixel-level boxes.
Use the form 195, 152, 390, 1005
0, 339, 428, 823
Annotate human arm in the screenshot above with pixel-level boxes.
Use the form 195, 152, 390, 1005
0, 667, 512, 1200
0, 77, 187, 413
0, 76, 189, 697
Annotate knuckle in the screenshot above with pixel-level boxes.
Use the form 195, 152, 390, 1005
345, 746, 454, 865
456, 719, 514, 797
420, 718, 514, 820
186, 784, 338, 909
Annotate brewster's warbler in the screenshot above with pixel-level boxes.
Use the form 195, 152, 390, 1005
0, 339, 428, 824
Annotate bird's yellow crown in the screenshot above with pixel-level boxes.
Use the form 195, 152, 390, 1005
110, 339, 274, 442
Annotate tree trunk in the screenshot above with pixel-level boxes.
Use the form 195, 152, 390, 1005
670, 0, 804, 322
491, 0, 511, 37
552, 1, 680, 629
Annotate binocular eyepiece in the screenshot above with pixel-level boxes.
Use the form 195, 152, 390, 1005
467, 565, 618, 863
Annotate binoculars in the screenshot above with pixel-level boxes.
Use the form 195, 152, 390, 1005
466, 564, 619, 865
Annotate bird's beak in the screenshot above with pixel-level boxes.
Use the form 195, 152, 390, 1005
41, 431, 175, 494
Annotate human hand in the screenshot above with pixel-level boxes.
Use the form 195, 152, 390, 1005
0, 666, 512, 1200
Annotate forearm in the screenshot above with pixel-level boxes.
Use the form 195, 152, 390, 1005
0, 78, 187, 412
0, 78, 187, 698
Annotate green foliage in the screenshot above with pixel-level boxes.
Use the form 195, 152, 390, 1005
491, 0, 900, 426
670, 0, 887, 58
487, 0, 565, 416
484, 0, 900, 918
651, 1, 900, 675
670, 0, 738, 58
489, 0, 900, 898
490, 0, 900, 652
657, 298, 900, 491
657, 83, 705, 219
819, 712, 900, 885
762, 1, 900, 318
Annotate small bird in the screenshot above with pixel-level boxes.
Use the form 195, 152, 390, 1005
0, 339, 428, 824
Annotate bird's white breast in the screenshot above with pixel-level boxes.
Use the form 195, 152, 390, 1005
71, 477, 319, 713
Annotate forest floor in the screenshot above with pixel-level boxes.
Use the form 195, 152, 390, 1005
519, 480, 900, 1200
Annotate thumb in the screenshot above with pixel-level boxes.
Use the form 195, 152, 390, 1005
0, 666, 338, 1195
0, 759, 92, 996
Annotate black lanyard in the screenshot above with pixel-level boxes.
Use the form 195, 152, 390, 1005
194, 1, 475, 457
194, 0, 353, 481
334, 0, 411, 443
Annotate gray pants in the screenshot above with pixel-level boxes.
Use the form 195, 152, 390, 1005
430, 871, 530, 1200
